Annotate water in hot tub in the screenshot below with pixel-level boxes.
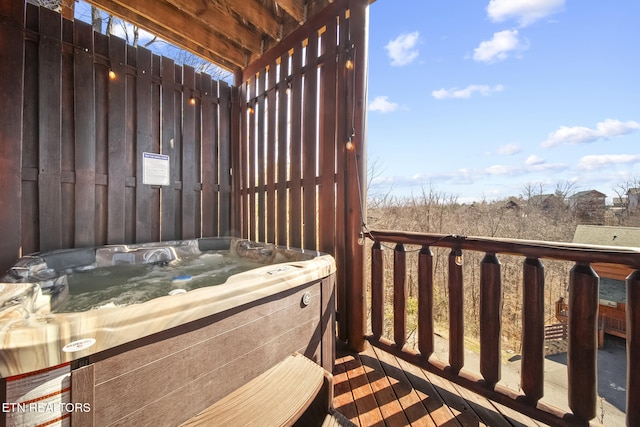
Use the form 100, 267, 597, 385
52, 252, 266, 313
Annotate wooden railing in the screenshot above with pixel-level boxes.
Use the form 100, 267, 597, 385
365, 229, 640, 426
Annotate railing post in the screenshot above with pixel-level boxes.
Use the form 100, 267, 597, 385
568, 263, 599, 422
480, 253, 501, 388
521, 257, 545, 403
418, 246, 434, 358
627, 269, 640, 426
371, 241, 384, 339
394, 243, 407, 348
449, 248, 464, 373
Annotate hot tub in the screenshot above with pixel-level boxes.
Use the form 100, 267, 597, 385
0, 238, 336, 426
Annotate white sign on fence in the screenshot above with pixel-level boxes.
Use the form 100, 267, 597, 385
142, 152, 170, 186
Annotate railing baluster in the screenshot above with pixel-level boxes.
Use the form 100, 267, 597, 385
627, 269, 640, 426
449, 248, 464, 373
521, 257, 545, 403
418, 246, 434, 358
371, 240, 384, 339
480, 253, 501, 388
394, 243, 407, 348
568, 263, 599, 422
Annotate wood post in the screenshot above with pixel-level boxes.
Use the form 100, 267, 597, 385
568, 263, 599, 421
0, 0, 24, 272
480, 253, 501, 388
521, 257, 545, 403
371, 241, 384, 339
418, 246, 434, 358
627, 270, 640, 426
393, 243, 407, 348
448, 248, 464, 373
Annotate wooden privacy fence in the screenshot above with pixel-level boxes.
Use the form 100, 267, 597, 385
366, 229, 640, 426
236, 0, 369, 346
1, 4, 232, 271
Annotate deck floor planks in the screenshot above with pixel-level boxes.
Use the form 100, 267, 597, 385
334, 343, 547, 427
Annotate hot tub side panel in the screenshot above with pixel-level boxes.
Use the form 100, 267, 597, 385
68, 275, 335, 427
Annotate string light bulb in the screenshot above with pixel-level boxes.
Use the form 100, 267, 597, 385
345, 43, 355, 70
108, 70, 116, 80
454, 249, 463, 266
189, 95, 196, 106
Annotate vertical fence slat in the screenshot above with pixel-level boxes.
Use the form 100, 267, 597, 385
0, 0, 25, 271
480, 253, 502, 388
568, 263, 599, 421
266, 63, 277, 244
256, 70, 266, 242
522, 257, 545, 403
302, 35, 318, 250
106, 37, 127, 244
38, 7, 63, 252
201, 72, 215, 237
627, 270, 640, 426
289, 47, 303, 249
181, 66, 197, 239
61, 23, 75, 248
319, 18, 337, 257
159, 57, 176, 240
73, 20, 96, 248
418, 246, 434, 358
218, 81, 232, 236
134, 46, 157, 242
371, 241, 384, 339
449, 248, 464, 373
276, 53, 289, 246
394, 243, 407, 348
248, 75, 257, 241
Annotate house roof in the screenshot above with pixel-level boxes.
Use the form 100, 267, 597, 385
85, 0, 375, 74
569, 190, 606, 199
573, 224, 640, 248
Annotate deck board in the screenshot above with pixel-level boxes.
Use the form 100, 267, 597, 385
334, 343, 548, 427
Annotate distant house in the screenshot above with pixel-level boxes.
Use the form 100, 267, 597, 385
528, 194, 563, 211
562, 225, 640, 340
568, 190, 606, 225
628, 188, 640, 213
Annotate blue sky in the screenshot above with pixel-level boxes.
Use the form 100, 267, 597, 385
366, 0, 639, 203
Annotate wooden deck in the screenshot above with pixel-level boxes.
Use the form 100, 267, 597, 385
333, 342, 549, 427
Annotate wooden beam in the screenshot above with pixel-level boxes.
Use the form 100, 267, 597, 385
85, 0, 247, 70
276, 0, 306, 24
217, 0, 282, 41
163, 0, 265, 52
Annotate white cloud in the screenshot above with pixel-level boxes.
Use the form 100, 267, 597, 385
541, 119, 640, 148
432, 84, 504, 99
525, 155, 545, 165
577, 154, 640, 171
369, 96, 399, 113
497, 143, 522, 155
473, 30, 528, 63
487, 0, 565, 27
385, 32, 420, 66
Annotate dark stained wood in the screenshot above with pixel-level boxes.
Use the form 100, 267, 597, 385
181, 65, 197, 239
567, 263, 598, 422
418, 246, 434, 358
368, 229, 640, 269
303, 34, 318, 250
256, 70, 266, 242
522, 257, 545, 403
61, 22, 76, 248
0, 0, 25, 271
344, 0, 367, 353
134, 46, 156, 242
218, 81, 232, 236
448, 249, 464, 373
106, 36, 127, 244
393, 243, 407, 348
159, 56, 177, 240
289, 45, 303, 249
73, 20, 97, 248
480, 253, 502, 388
200, 72, 216, 237
318, 17, 338, 256
627, 270, 640, 427
370, 241, 384, 339
276, 53, 289, 246
38, 7, 63, 252
266, 63, 277, 244
321, 275, 337, 374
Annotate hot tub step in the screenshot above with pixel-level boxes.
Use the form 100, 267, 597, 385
180, 352, 331, 426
